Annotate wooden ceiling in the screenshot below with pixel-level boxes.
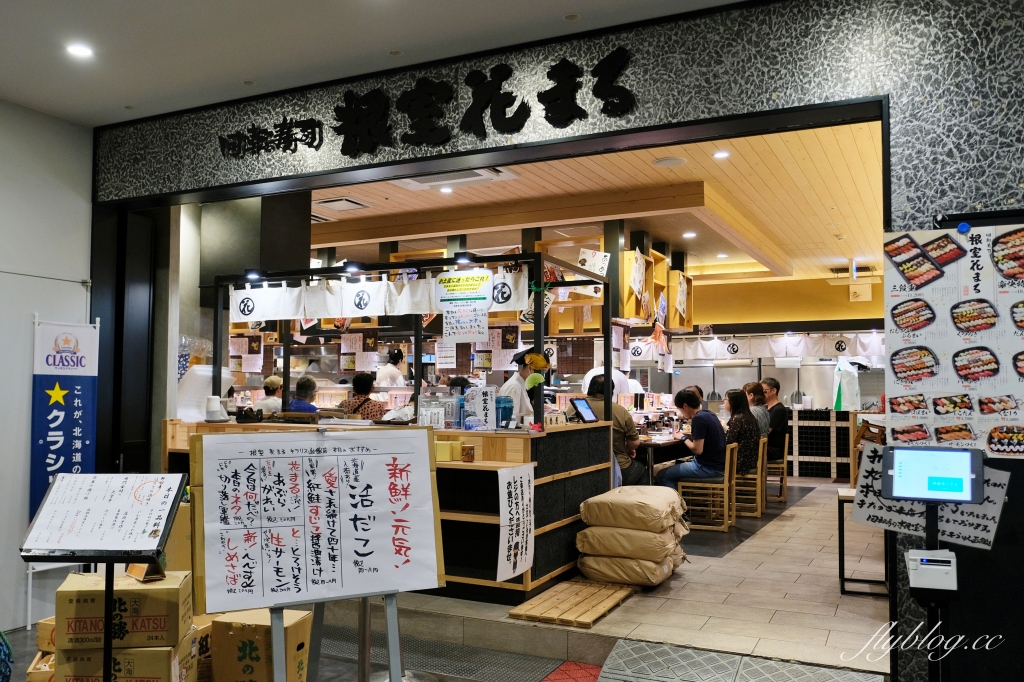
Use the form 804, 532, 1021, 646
311, 121, 882, 282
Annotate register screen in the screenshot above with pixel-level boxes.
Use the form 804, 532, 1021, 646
891, 447, 973, 502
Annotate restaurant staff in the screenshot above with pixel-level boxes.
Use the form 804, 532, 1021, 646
581, 365, 630, 396
376, 348, 406, 387
499, 347, 550, 421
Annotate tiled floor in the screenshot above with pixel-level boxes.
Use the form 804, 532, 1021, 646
542, 661, 602, 682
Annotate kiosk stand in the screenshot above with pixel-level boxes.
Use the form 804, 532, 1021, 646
20, 474, 187, 682
880, 445, 984, 682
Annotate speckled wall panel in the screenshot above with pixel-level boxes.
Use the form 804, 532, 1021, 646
95, 0, 1024, 235
533, 519, 587, 579
534, 430, 593, 478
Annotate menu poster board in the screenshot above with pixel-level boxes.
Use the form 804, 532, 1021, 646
340, 334, 363, 353
436, 270, 492, 343
23, 473, 185, 554
496, 464, 534, 581
435, 340, 457, 369
202, 430, 439, 611
851, 446, 1009, 549
884, 226, 1024, 458
355, 351, 379, 371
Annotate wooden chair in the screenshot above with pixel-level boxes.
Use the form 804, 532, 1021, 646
734, 437, 767, 518
851, 421, 886, 487
677, 443, 735, 532
766, 433, 790, 503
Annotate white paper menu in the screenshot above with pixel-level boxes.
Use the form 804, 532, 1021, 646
884, 226, 1024, 458
202, 430, 439, 611
23, 474, 185, 552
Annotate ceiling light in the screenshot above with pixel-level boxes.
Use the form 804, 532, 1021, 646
682, 232, 697, 239
66, 44, 93, 58
124, 105, 134, 110
242, 80, 257, 86
439, 187, 453, 194
653, 157, 686, 167
388, 50, 403, 56
563, 13, 581, 21
717, 253, 728, 258
712, 150, 730, 159
345, 262, 360, 272
244, 268, 264, 280
454, 252, 472, 264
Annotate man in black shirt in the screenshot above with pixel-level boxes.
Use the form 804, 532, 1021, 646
761, 377, 788, 462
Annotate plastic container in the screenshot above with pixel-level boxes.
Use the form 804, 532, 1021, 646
496, 396, 514, 426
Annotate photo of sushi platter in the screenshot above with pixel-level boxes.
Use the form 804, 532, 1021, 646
933, 394, 973, 415
980, 395, 1018, 415
889, 394, 927, 414
953, 347, 999, 381
1012, 301, 1024, 330
950, 299, 999, 333
988, 426, 1024, 455
891, 424, 930, 443
884, 235, 943, 288
992, 227, 1024, 280
934, 423, 976, 443
922, 234, 968, 265
1015, 351, 1024, 378
890, 298, 935, 331
890, 346, 939, 382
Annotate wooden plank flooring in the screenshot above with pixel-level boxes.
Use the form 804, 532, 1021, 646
510, 579, 637, 628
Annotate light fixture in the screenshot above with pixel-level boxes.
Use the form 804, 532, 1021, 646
124, 105, 135, 110
388, 50, 403, 56
454, 252, 472, 264
242, 80, 257, 86
717, 253, 728, 258
653, 157, 686, 167
345, 262, 360, 272
682, 232, 696, 239
563, 13, 581, 21
712, 150, 730, 159
244, 268, 263, 280
439, 186, 453, 194
66, 44, 93, 58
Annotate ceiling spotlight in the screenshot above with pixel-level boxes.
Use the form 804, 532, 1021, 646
388, 50, 403, 56
712, 150, 730, 159
717, 253, 728, 258
66, 44, 93, 58
345, 262, 360, 272
242, 80, 257, 86
454, 251, 472, 264
563, 13, 581, 21
244, 268, 264, 280
439, 186, 453, 194
653, 157, 686, 167
682, 232, 697, 239
124, 105, 135, 110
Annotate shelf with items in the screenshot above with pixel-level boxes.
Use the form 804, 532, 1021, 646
666, 270, 694, 332
620, 249, 655, 321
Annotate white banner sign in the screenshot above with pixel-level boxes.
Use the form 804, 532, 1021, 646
497, 464, 534, 581
230, 284, 303, 323
203, 430, 439, 611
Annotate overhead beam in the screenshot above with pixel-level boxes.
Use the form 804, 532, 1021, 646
312, 183, 707, 246
690, 185, 794, 277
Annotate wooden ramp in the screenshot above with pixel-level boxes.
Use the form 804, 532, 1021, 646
508, 579, 637, 628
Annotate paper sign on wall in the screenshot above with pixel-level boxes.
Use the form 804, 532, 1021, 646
435, 270, 492, 343
675, 272, 688, 319
340, 334, 363, 353
203, 431, 438, 611
629, 248, 646, 297
356, 351, 379, 371
496, 464, 534, 581
435, 340, 457, 369
571, 248, 610, 298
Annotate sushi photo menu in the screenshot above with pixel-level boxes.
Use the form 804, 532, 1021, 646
885, 225, 1024, 457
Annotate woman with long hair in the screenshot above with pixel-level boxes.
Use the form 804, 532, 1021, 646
743, 381, 770, 437
726, 388, 761, 474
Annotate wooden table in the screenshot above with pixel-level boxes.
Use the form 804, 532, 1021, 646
638, 438, 685, 485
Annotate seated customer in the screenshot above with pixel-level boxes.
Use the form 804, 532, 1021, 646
656, 389, 726, 487
337, 373, 387, 420
568, 376, 645, 486
252, 375, 283, 414
761, 377, 788, 462
288, 376, 319, 413
725, 389, 761, 474
743, 381, 770, 436
447, 376, 472, 393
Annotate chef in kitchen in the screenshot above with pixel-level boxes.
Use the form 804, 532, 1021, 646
499, 347, 550, 423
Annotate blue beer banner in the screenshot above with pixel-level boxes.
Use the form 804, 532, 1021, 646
30, 319, 100, 517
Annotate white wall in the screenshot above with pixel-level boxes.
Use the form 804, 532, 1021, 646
0, 98, 93, 631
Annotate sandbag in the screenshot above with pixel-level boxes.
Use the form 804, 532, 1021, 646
579, 486, 683, 533
578, 554, 674, 587
670, 543, 685, 570
673, 520, 689, 539
576, 526, 679, 563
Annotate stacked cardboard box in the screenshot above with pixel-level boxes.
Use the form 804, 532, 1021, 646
212, 610, 313, 682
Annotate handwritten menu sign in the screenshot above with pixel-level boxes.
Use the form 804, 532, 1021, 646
23, 474, 185, 553
202, 430, 438, 611
851, 445, 1009, 549
435, 340, 457, 369
435, 270, 492, 343
496, 464, 534, 581
884, 226, 1024, 458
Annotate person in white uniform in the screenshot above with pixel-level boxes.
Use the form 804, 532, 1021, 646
252, 375, 283, 414
499, 347, 550, 422
581, 366, 630, 396
376, 348, 406, 387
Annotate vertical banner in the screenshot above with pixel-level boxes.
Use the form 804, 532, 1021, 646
497, 463, 534, 581
31, 320, 100, 517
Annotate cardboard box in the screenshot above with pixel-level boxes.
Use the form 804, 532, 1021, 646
55, 571, 193, 649
212, 610, 312, 682
27, 651, 54, 682
54, 627, 199, 682
36, 617, 56, 653
163, 502, 192, 572
190, 488, 207, 616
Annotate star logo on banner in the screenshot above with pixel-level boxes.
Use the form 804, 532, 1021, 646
46, 381, 69, 405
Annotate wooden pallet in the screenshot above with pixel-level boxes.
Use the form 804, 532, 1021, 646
508, 579, 637, 628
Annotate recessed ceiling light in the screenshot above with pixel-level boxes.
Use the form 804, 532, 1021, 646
712, 150, 730, 159
242, 80, 257, 86
124, 105, 135, 110
388, 50, 403, 56
717, 253, 729, 258
66, 44, 93, 58
563, 13, 581, 21
653, 157, 686, 167
682, 232, 697, 239
439, 187, 453, 194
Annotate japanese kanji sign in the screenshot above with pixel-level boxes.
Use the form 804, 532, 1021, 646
496, 464, 534, 581
30, 319, 100, 517
201, 430, 439, 611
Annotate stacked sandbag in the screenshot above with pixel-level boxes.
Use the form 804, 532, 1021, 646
577, 486, 688, 586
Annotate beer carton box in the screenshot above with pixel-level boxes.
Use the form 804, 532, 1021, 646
27, 651, 55, 682
163, 502, 192, 573
191, 614, 219, 682
54, 572, 193, 649
211, 610, 312, 682
53, 626, 199, 682
36, 616, 57, 653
